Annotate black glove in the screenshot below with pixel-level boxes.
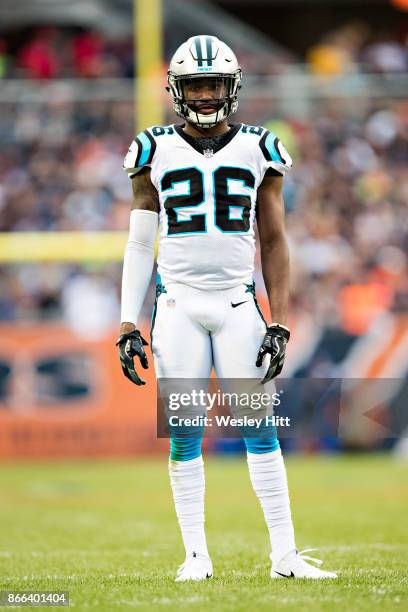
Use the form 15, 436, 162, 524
116, 330, 149, 386
256, 324, 290, 383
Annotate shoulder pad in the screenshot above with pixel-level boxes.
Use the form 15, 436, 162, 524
125, 128, 156, 172
123, 126, 177, 176
259, 129, 292, 168
134, 130, 156, 168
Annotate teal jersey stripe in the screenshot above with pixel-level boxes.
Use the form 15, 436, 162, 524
138, 131, 152, 167
264, 132, 283, 164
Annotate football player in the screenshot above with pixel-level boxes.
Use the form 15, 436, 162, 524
118, 35, 337, 581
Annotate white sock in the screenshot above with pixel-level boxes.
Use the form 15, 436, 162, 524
168, 455, 209, 559
247, 448, 296, 564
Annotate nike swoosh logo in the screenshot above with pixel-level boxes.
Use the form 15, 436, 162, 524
274, 570, 295, 578
206, 573, 212, 579
231, 301, 248, 308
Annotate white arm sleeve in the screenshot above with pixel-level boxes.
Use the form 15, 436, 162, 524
120, 209, 158, 326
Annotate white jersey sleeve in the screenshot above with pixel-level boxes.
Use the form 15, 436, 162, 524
123, 127, 157, 178
258, 129, 292, 177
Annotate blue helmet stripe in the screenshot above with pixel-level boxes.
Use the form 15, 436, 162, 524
205, 36, 213, 67
194, 37, 203, 67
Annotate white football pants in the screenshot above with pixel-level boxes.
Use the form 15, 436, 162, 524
151, 281, 269, 380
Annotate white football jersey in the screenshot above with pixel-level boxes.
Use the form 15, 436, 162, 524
123, 124, 292, 289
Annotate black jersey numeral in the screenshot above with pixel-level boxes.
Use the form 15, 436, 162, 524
161, 167, 205, 235
160, 166, 255, 235
213, 167, 255, 232
241, 125, 264, 136
152, 126, 174, 136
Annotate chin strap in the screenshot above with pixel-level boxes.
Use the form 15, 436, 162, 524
184, 101, 229, 129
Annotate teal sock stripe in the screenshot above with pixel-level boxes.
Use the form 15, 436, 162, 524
241, 417, 280, 453
170, 435, 279, 458
170, 437, 203, 461
244, 436, 280, 454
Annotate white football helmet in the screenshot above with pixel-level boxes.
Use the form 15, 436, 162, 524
167, 35, 242, 129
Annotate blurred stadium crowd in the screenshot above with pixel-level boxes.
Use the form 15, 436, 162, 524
0, 21, 406, 372
0, 27, 134, 80
0, 94, 406, 346
0, 19, 406, 79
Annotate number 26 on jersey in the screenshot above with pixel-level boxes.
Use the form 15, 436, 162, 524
161, 166, 255, 235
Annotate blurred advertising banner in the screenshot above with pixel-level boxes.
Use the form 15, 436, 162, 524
0, 324, 168, 459
1, 315, 408, 458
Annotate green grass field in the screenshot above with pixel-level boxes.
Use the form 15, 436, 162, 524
0, 454, 407, 611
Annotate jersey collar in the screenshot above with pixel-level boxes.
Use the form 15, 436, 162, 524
174, 123, 241, 156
